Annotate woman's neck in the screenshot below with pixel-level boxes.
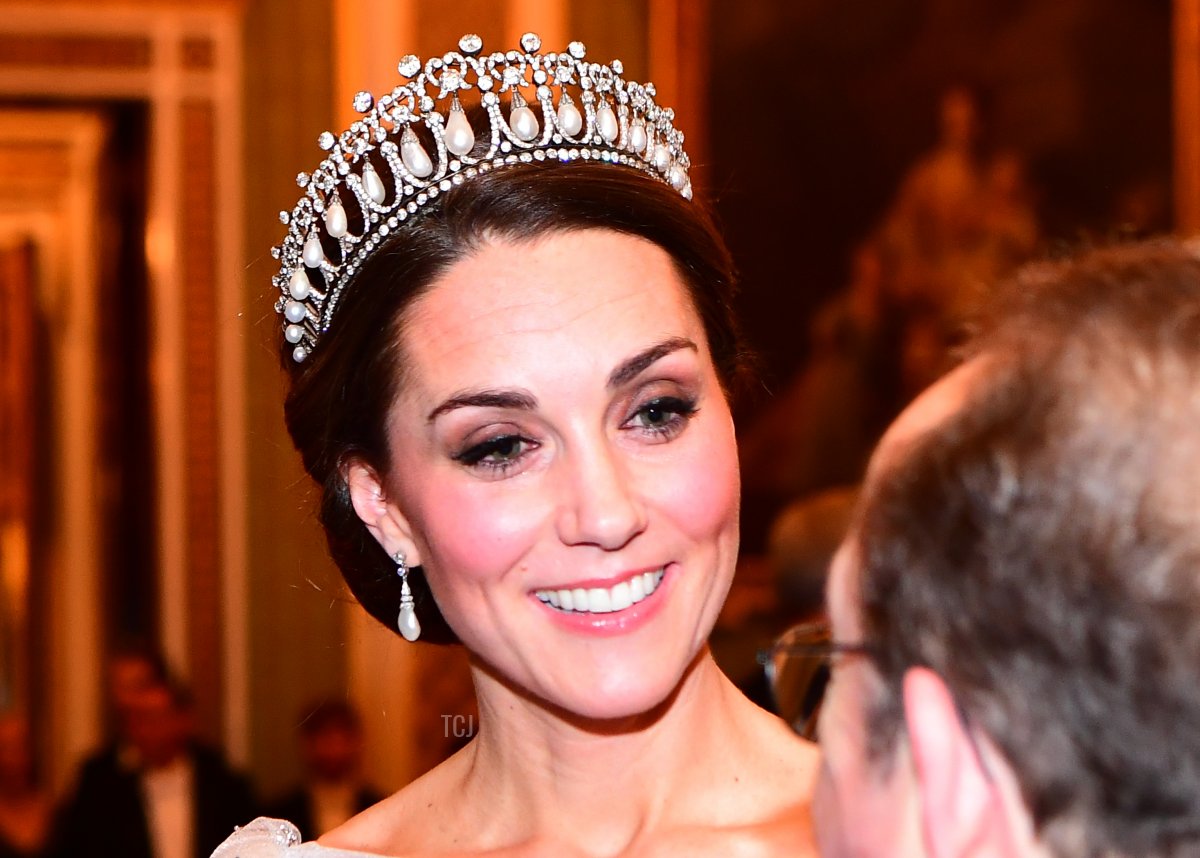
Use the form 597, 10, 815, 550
320, 644, 818, 856
453, 646, 764, 854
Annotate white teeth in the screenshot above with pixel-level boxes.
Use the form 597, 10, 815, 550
587, 588, 612, 613
610, 581, 632, 611
535, 569, 665, 614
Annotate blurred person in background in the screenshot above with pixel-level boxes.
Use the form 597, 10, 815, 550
105, 643, 169, 747
265, 700, 382, 840
754, 486, 856, 739
0, 714, 50, 858
52, 678, 256, 858
767, 486, 857, 626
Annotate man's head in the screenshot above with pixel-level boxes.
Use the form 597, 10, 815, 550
125, 680, 194, 769
296, 699, 365, 784
815, 241, 1200, 858
107, 644, 168, 736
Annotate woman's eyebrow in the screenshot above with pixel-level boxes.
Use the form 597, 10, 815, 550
425, 337, 696, 422
607, 337, 697, 390
427, 389, 537, 422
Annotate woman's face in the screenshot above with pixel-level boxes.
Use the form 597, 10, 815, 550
375, 229, 740, 720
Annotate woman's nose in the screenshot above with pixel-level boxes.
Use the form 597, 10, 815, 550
554, 442, 647, 550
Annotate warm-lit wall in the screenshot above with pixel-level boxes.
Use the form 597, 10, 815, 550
1177, 0, 1200, 232
240, 0, 345, 800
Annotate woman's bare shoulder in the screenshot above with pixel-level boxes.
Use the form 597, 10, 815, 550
644, 807, 818, 858
719, 685, 822, 804
751, 704, 822, 794
316, 749, 475, 856
671, 688, 819, 855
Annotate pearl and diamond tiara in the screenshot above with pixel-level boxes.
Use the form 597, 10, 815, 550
274, 32, 694, 363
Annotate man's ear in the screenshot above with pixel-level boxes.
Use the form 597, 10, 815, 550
344, 458, 423, 566
904, 666, 1005, 858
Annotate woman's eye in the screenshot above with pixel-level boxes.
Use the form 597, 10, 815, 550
626, 396, 698, 437
454, 434, 535, 470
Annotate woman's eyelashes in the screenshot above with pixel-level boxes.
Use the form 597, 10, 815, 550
449, 394, 699, 476
623, 395, 698, 441
453, 433, 538, 473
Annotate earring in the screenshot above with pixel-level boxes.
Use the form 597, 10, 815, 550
394, 550, 421, 642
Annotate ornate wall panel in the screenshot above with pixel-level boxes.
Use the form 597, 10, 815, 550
0, 108, 107, 793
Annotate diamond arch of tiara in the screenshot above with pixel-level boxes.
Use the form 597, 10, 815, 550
273, 31, 693, 363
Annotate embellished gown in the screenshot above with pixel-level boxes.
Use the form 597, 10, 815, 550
210, 818, 376, 857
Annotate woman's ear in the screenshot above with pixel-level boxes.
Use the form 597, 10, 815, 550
344, 458, 423, 566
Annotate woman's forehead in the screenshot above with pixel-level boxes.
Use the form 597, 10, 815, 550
398, 230, 704, 385
419, 229, 684, 312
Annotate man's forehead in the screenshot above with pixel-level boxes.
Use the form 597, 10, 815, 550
868, 358, 988, 482
828, 357, 991, 635
827, 541, 862, 640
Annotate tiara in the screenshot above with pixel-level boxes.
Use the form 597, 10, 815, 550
273, 32, 693, 363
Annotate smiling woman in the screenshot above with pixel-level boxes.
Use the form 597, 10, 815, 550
214, 32, 818, 858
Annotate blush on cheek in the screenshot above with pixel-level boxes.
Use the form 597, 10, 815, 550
407, 479, 544, 587
663, 425, 740, 540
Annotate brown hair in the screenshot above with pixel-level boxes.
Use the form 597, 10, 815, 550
856, 241, 1200, 856
282, 162, 747, 644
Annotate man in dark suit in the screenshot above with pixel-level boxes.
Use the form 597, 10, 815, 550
266, 700, 381, 839
51, 679, 256, 858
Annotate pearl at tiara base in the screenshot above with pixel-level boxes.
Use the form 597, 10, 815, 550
273, 32, 693, 363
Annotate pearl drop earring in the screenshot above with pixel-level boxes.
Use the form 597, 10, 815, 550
394, 551, 421, 642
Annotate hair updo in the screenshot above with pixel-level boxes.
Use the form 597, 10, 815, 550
281, 162, 747, 643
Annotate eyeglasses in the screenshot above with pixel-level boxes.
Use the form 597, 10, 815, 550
761, 623, 996, 782
757, 621, 871, 741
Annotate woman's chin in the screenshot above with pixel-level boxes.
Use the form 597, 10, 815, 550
534, 654, 705, 726
553, 689, 677, 727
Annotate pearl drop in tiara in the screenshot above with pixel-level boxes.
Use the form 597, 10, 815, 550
273, 32, 693, 363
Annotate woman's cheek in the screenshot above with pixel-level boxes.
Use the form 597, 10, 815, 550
413, 478, 546, 584
661, 420, 741, 540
